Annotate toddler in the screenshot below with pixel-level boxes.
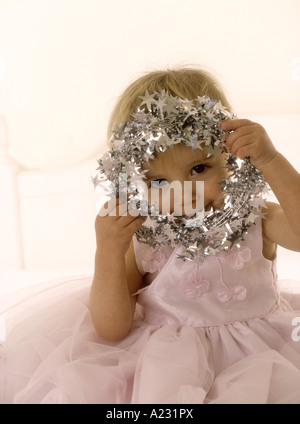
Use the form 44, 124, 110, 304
90, 67, 300, 403
1, 67, 300, 404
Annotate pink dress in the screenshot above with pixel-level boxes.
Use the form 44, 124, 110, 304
1, 219, 300, 404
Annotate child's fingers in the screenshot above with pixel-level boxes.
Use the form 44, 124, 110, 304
97, 198, 139, 217
117, 203, 130, 217
221, 118, 256, 131
110, 203, 146, 230
97, 198, 148, 227
113, 208, 146, 235
117, 202, 146, 218
228, 135, 253, 158
97, 199, 117, 217
120, 204, 143, 217
225, 126, 254, 150
124, 215, 147, 232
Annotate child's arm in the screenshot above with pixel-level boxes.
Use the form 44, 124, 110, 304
221, 119, 300, 251
89, 200, 144, 341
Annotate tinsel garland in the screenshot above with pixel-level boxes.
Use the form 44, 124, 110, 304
93, 90, 267, 261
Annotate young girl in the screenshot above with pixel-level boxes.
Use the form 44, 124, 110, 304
1, 67, 300, 404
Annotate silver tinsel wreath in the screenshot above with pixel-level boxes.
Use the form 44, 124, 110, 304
93, 90, 268, 261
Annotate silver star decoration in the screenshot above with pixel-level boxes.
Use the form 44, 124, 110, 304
94, 90, 267, 261
139, 90, 156, 111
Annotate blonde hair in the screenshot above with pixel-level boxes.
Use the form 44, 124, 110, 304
107, 66, 232, 144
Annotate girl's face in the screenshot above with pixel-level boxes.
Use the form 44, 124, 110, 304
142, 143, 227, 216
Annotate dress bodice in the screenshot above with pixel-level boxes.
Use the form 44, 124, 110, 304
133, 219, 280, 327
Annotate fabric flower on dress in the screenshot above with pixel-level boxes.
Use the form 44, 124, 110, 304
224, 247, 252, 270
217, 285, 247, 303
142, 249, 166, 274
181, 276, 210, 298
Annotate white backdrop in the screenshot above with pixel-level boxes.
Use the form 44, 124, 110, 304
0, 0, 299, 170
0, 0, 299, 280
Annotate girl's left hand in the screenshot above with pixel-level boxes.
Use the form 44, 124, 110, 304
220, 119, 278, 170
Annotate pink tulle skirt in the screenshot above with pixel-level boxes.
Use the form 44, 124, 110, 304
1, 275, 300, 404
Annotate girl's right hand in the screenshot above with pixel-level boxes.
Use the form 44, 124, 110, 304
94, 198, 146, 256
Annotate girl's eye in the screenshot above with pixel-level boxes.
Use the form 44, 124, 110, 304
191, 164, 207, 175
150, 179, 169, 188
